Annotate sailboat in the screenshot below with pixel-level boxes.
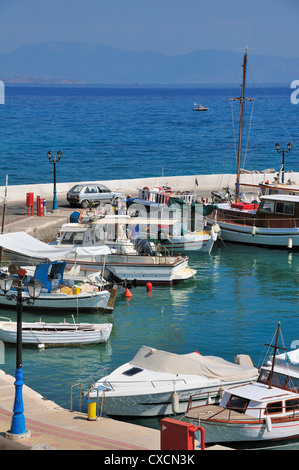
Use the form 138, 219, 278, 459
184, 322, 299, 446
206, 50, 299, 250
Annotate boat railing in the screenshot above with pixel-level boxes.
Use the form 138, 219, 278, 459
216, 212, 299, 228
138, 188, 196, 205
186, 388, 225, 412
97, 378, 189, 392
70, 383, 82, 412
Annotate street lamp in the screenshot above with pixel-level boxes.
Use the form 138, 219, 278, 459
0, 267, 42, 440
48, 150, 62, 212
275, 142, 292, 184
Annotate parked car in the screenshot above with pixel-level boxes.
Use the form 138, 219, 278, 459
66, 183, 125, 208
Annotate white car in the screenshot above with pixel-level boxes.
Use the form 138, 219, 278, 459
67, 183, 124, 208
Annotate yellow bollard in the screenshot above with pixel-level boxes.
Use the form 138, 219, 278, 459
87, 400, 97, 421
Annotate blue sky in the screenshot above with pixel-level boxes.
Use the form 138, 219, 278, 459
0, 0, 298, 58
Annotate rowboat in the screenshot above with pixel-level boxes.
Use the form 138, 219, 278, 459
0, 317, 113, 346
0, 260, 114, 313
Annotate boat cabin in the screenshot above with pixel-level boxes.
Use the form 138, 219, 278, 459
209, 194, 299, 229
219, 384, 299, 420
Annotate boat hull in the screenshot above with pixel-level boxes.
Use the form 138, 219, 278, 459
3, 251, 196, 285
195, 418, 299, 444
0, 322, 113, 345
208, 220, 299, 249
89, 379, 253, 417
0, 289, 112, 313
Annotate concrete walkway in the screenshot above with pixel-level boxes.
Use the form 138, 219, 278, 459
0, 370, 160, 450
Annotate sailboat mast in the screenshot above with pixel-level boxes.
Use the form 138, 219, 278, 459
235, 50, 248, 201
268, 322, 281, 389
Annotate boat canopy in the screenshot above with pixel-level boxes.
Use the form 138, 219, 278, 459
0, 231, 111, 261
130, 345, 257, 381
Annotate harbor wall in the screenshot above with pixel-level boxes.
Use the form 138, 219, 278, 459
1, 171, 299, 203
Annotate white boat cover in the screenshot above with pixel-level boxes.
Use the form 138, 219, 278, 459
131, 345, 257, 381
0, 231, 111, 261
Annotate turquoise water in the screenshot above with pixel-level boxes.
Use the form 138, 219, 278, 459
2, 243, 299, 431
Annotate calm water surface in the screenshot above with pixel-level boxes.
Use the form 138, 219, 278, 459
2, 242, 299, 450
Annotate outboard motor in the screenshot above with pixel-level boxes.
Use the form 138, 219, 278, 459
134, 238, 155, 256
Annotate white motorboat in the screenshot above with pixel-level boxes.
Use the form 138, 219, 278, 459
184, 323, 299, 446
0, 260, 114, 313
193, 104, 208, 111
86, 345, 258, 417
128, 187, 218, 254
0, 228, 196, 286
151, 227, 218, 254
0, 317, 113, 346
55, 215, 197, 284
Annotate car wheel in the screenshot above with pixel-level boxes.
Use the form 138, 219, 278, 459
80, 199, 89, 208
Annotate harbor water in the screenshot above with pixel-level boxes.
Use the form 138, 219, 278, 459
2, 243, 299, 445
1, 82, 299, 449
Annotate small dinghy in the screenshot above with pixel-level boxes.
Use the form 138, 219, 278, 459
0, 316, 113, 347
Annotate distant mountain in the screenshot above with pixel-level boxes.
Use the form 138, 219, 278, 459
0, 42, 298, 84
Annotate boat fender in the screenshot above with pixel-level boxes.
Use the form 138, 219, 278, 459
252, 226, 256, 236
288, 238, 293, 250
265, 415, 272, 432
219, 385, 225, 398
172, 391, 179, 414
212, 223, 221, 233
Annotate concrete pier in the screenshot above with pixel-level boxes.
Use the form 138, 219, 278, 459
0, 370, 160, 450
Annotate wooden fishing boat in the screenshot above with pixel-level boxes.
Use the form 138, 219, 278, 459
0, 317, 113, 346
206, 50, 299, 250
184, 323, 299, 446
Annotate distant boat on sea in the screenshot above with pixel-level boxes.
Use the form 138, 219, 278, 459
193, 103, 208, 111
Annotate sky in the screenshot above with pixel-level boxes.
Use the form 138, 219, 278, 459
0, 0, 298, 58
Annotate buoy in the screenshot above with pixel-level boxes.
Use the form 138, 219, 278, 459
171, 391, 179, 414
146, 282, 152, 292
125, 288, 133, 297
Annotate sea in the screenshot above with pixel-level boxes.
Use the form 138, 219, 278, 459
1, 83, 299, 450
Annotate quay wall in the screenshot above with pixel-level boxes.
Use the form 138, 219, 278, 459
1, 172, 298, 203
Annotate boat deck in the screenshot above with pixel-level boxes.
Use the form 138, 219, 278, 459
185, 405, 259, 422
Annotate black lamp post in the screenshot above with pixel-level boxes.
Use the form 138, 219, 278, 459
275, 142, 292, 184
0, 268, 42, 440
48, 150, 62, 211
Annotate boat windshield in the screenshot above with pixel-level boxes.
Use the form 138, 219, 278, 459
226, 394, 250, 414
258, 369, 299, 392
60, 231, 85, 245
